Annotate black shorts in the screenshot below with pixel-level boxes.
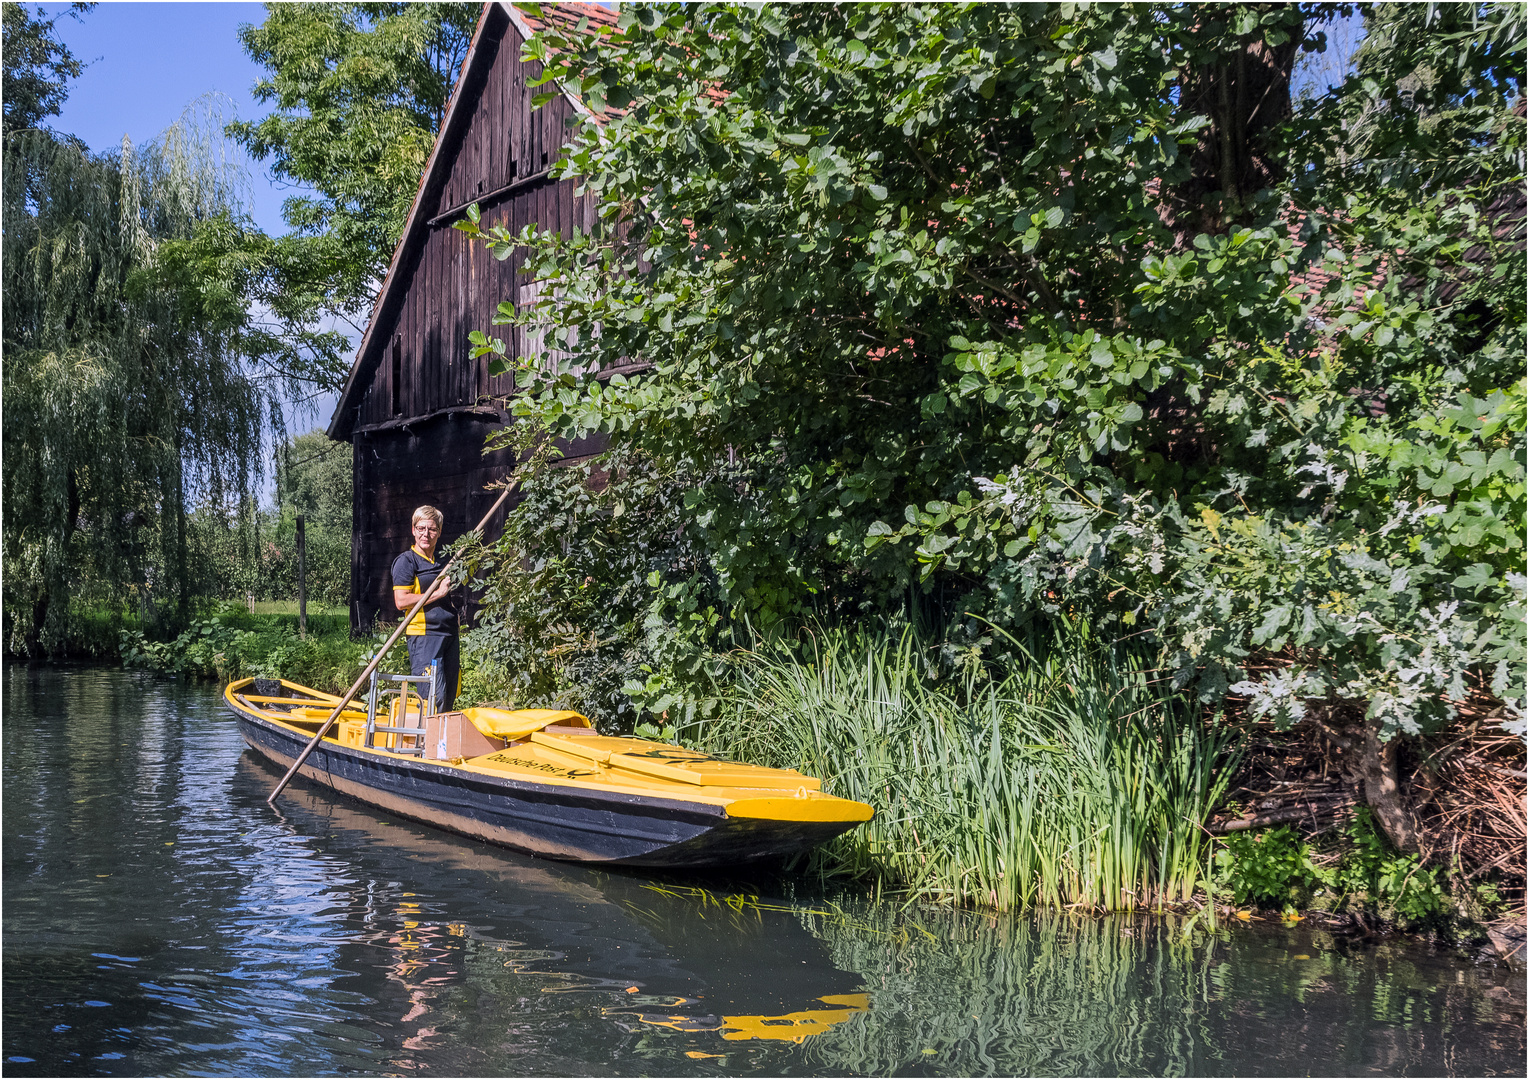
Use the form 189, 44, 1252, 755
406, 632, 460, 713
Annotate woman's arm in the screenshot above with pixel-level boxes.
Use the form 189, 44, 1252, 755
394, 576, 450, 612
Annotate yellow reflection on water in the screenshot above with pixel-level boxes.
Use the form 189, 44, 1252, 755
626, 992, 870, 1043
719, 993, 871, 1042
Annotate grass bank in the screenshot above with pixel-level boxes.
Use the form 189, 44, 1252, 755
679, 624, 1521, 941
116, 605, 514, 704
118, 604, 409, 694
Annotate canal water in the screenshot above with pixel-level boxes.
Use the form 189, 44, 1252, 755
4, 666, 1524, 1077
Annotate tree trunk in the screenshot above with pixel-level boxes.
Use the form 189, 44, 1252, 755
1163, 5, 1303, 242
172, 438, 189, 627
1358, 718, 1420, 853
26, 468, 82, 660
297, 514, 307, 637
28, 587, 48, 661
1311, 704, 1422, 853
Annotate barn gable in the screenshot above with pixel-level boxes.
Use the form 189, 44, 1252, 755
328, 1, 617, 631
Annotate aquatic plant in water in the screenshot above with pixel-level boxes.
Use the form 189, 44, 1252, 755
695, 626, 1240, 911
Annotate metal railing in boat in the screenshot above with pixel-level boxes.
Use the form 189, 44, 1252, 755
363, 665, 438, 756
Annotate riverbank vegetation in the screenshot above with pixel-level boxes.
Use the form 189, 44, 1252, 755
116, 606, 376, 688
109, 600, 1520, 939
1, 1, 443, 660
691, 622, 1514, 935
1, 425, 354, 661
450, 2, 1524, 931
704, 624, 1238, 912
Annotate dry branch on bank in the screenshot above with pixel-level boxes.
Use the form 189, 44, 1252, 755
1211, 698, 1527, 917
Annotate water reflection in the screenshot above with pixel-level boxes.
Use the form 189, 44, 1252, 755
4, 667, 1524, 1077
247, 766, 874, 1065
791, 904, 1529, 1077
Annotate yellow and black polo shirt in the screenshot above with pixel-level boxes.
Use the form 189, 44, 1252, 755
390, 545, 458, 636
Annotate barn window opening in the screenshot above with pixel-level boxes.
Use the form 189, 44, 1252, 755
518, 279, 554, 373
518, 278, 578, 375
519, 279, 600, 378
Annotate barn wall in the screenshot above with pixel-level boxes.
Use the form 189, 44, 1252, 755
347, 8, 598, 434
339, 4, 612, 633
351, 413, 608, 632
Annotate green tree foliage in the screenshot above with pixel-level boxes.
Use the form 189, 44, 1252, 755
1340, 1, 1525, 188
178, 430, 354, 611
0, 2, 91, 135
277, 429, 352, 535
459, 3, 1523, 849
228, 1, 478, 379
2, 100, 270, 656
462, 447, 731, 724
273, 429, 353, 606
185, 496, 267, 606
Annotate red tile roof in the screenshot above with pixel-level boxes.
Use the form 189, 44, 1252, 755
514, 1, 619, 37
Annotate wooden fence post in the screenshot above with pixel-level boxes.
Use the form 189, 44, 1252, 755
296, 514, 307, 637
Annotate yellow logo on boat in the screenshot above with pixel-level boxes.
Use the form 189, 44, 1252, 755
483, 751, 598, 780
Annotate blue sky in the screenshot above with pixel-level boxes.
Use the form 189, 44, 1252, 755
44, 1, 292, 234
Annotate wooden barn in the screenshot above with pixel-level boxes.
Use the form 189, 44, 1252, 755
327, 1, 618, 632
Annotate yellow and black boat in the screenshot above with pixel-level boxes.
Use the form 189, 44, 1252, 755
224, 676, 873, 867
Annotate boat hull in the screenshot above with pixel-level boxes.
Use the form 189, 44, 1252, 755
233, 708, 859, 867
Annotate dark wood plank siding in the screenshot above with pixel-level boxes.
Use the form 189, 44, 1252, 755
342, 5, 612, 632
349, 9, 593, 433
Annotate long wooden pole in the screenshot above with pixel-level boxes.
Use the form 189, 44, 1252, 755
267, 482, 518, 805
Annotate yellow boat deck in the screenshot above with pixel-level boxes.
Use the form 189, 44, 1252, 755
226, 680, 872, 826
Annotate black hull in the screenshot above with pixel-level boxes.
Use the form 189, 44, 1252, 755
233, 710, 856, 867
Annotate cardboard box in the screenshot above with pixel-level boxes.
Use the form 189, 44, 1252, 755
422, 711, 507, 760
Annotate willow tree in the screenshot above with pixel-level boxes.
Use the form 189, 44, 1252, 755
2, 103, 269, 657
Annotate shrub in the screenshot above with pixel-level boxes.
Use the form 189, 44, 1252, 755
1214, 826, 1324, 910
1326, 808, 1448, 926
1213, 808, 1451, 924
120, 608, 408, 695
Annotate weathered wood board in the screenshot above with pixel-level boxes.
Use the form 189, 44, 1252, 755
329, 3, 625, 632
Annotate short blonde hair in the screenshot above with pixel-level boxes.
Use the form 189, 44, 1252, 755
411, 505, 443, 530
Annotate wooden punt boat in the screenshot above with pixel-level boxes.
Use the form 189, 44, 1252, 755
224, 676, 873, 868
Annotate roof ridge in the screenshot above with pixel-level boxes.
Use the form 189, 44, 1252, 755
329, 3, 616, 440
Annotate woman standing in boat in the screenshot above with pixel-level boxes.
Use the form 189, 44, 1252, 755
391, 505, 459, 713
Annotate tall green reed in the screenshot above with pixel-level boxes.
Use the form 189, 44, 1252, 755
695, 624, 1239, 911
